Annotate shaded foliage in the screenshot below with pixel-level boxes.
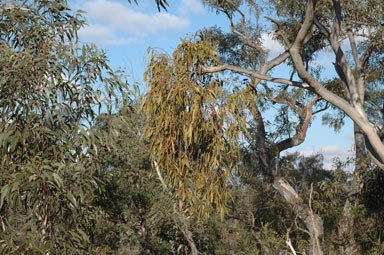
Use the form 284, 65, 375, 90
0, 1, 127, 253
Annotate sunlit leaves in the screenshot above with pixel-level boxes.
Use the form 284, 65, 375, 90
143, 39, 252, 218
0, 1, 127, 253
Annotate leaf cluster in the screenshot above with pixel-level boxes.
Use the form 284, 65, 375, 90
143, 39, 251, 218
0, 1, 127, 253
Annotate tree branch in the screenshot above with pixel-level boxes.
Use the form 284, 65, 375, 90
201, 65, 311, 89
293, 0, 384, 167
224, 1, 266, 66
347, 29, 361, 73
253, 103, 273, 178
265, 16, 292, 48
276, 95, 319, 152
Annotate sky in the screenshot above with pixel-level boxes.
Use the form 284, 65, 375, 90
69, 0, 355, 169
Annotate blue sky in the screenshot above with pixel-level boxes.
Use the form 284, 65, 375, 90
69, 0, 355, 169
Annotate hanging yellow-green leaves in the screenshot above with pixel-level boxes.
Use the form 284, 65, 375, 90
142, 38, 251, 218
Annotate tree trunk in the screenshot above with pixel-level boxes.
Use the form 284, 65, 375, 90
337, 123, 369, 254
354, 122, 368, 168
337, 199, 356, 254
273, 177, 323, 255
178, 207, 199, 255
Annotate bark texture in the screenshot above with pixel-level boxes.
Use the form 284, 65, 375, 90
273, 178, 323, 255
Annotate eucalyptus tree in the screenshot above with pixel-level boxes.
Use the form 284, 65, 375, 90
0, 0, 127, 253
143, 33, 326, 255
143, 0, 384, 254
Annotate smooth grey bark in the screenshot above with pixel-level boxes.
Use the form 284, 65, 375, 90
200, 0, 383, 254
206, 0, 384, 169
290, 0, 384, 169
201, 4, 324, 250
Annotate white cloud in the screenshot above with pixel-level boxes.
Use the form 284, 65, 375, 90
178, 0, 205, 16
313, 49, 334, 71
300, 145, 354, 170
83, 0, 189, 37
261, 33, 285, 58
77, 0, 190, 45
78, 24, 136, 45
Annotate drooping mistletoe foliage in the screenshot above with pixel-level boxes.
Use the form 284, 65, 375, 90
142, 39, 252, 217
0, 1, 127, 253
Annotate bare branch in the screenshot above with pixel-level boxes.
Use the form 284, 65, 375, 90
266, 50, 290, 70
347, 29, 361, 73
201, 65, 311, 89
286, 239, 297, 255
153, 159, 167, 189
314, 17, 330, 37
312, 101, 329, 115
276, 95, 319, 152
327, 0, 360, 104
289, 0, 369, 134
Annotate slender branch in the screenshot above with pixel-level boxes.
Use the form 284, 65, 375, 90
291, 0, 315, 49
266, 16, 292, 48
201, 65, 311, 89
275, 95, 319, 152
286, 239, 297, 255
153, 159, 167, 189
290, 0, 366, 127
328, 0, 360, 104
266, 51, 290, 70
314, 17, 330, 37
316, 8, 355, 100
312, 102, 329, 115
347, 29, 361, 73
225, 1, 266, 65
315, 13, 364, 93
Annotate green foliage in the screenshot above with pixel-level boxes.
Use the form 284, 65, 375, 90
0, 1, 127, 253
200, 26, 261, 70
92, 107, 180, 254
280, 152, 332, 186
2, 0, 384, 254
